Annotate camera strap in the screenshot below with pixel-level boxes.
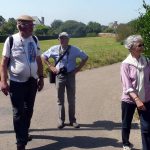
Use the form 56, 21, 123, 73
55, 45, 71, 67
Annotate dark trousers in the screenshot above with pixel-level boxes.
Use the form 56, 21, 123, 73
9, 78, 37, 146
121, 101, 136, 146
122, 101, 150, 150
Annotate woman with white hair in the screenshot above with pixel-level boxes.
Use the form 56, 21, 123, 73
120, 35, 150, 150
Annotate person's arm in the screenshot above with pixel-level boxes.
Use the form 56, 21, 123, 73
75, 56, 88, 74
41, 56, 58, 74
36, 56, 44, 91
129, 92, 146, 111
0, 56, 9, 95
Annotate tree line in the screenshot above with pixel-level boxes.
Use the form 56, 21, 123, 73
0, 17, 107, 37
0, 0, 150, 55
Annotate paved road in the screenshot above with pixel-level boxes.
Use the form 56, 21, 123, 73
0, 63, 141, 150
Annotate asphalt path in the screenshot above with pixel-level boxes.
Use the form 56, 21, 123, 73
0, 63, 141, 150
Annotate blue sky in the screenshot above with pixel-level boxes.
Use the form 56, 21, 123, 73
0, 0, 149, 26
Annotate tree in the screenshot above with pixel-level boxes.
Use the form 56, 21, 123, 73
86, 21, 101, 34
59, 20, 86, 37
51, 20, 63, 29
116, 21, 138, 43
136, 0, 150, 57
0, 15, 5, 26
34, 24, 50, 35
0, 17, 17, 35
72, 22, 86, 37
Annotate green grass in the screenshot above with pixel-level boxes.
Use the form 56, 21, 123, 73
40, 37, 128, 70
0, 37, 128, 75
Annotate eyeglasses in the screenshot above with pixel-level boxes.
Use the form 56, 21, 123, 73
137, 44, 144, 47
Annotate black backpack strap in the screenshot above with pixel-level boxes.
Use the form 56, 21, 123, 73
32, 35, 40, 50
9, 35, 37, 49
9, 36, 13, 50
55, 45, 71, 66
7, 36, 13, 67
32, 35, 37, 44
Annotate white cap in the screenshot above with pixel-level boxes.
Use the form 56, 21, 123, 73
58, 32, 70, 38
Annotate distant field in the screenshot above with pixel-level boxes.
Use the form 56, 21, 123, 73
0, 37, 128, 75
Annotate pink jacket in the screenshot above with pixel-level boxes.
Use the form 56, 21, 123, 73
120, 56, 150, 104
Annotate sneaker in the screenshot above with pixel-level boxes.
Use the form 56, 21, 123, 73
57, 122, 65, 129
123, 145, 131, 150
70, 122, 80, 128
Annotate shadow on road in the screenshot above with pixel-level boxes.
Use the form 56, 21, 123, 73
27, 135, 140, 150
0, 120, 139, 134
28, 135, 122, 150
80, 120, 139, 130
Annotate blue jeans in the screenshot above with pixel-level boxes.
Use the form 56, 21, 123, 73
9, 78, 37, 146
138, 102, 150, 150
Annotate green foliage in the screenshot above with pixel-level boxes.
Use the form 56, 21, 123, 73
0, 17, 17, 35
34, 25, 50, 36
0, 16, 5, 26
86, 21, 101, 34
103, 27, 115, 33
116, 21, 137, 43
0, 15, 102, 38
86, 32, 97, 37
136, 0, 150, 57
51, 20, 63, 29
59, 20, 86, 37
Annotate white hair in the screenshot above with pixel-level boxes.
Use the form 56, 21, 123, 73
124, 35, 143, 50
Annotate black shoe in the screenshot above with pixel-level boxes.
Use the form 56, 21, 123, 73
70, 122, 80, 128
28, 134, 32, 141
17, 145, 25, 150
57, 122, 65, 129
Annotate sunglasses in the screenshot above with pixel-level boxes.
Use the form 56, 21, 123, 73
137, 44, 144, 47
18, 22, 35, 28
59, 36, 69, 40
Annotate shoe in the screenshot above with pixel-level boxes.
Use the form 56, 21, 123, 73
17, 145, 25, 150
70, 122, 80, 128
57, 122, 65, 129
28, 134, 32, 141
123, 145, 131, 150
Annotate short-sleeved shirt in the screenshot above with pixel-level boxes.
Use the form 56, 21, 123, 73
2, 33, 41, 82
42, 45, 88, 72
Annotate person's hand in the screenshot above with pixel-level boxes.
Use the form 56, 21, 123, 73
135, 99, 146, 111
37, 78, 44, 92
49, 66, 59, 74
1, 81, 9, 96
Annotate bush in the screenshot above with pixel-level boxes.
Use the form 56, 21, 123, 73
116, 24, 134, 43
86, 32, 97, 37
0, 35, 8, 43
136, 0, 150, 57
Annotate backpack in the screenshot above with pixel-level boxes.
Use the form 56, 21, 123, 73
9, 35, 38, 50
8, 35, 38, 66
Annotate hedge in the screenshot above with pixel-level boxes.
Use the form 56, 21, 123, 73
0, 35, 57, 43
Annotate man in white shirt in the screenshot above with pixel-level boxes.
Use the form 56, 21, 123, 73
0, 15, 44, 150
